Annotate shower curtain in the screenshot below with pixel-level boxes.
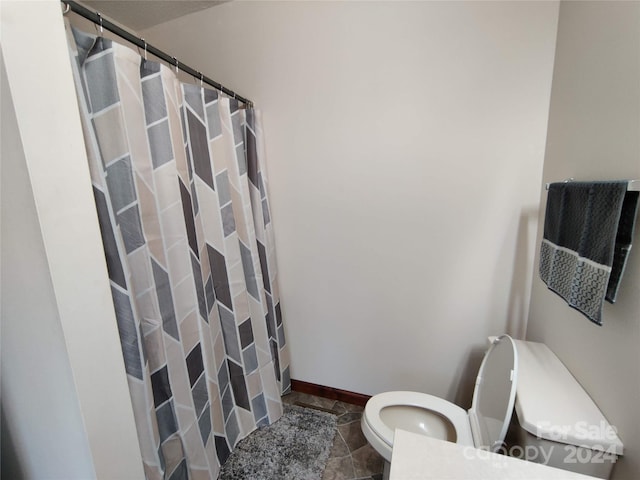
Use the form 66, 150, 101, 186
67, 27, 290, 479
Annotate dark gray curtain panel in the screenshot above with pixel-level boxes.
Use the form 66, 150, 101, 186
67, 26, 290, 479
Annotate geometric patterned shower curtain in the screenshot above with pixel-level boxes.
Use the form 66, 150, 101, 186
66, 26, 290, 479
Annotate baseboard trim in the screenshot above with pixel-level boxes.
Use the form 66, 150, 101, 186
290, 379, 371, 407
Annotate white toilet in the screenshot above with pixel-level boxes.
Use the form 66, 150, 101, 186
361, 335, 624, 479
361, 334, 518, 475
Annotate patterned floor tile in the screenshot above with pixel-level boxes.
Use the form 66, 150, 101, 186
352, 444, 385, 477
337, 421, 368, 452
329, 432, 351, 457
322, 455, 356, 480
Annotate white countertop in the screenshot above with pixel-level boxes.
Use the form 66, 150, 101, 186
390, 429, 598, 480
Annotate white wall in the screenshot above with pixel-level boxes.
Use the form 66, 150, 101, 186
1, 49, 97, 480
144, 1, 559, 401
526, 2, 640, 479
1, 1, 144, 478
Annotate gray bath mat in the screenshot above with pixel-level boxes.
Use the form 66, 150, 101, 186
219, 404, 337, 480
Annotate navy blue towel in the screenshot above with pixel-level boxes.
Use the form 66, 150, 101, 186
539, 181, 639, 325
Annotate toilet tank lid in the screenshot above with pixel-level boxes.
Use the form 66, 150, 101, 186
513, 340, 623, 455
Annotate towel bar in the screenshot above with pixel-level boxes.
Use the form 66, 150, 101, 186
545, 179, 640, 191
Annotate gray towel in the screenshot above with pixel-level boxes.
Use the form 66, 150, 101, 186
539, 181, 639, 325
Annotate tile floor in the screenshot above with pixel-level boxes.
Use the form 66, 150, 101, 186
282, 391, 385, 480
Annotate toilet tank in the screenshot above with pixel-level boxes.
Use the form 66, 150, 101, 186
507, 339, 623, 479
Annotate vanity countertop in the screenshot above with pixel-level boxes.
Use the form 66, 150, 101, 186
390, 429, 598, 480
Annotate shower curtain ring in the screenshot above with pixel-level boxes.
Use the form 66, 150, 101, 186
173, 57, 179, 74
142, 39, 147, 60
200, 73, 204, 87
62, 2, 70, 14
97, 12, 103, 34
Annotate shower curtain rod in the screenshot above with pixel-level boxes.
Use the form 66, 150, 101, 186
63, 0, 253, 108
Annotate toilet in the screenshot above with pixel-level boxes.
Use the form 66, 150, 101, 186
361, 335, 624, 479
361, 335, 518, 477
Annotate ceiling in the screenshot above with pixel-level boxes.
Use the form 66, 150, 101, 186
81, 1, 226, 31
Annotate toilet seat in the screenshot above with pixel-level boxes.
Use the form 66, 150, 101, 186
363, 391, 474, 448
362, 335, 518, 463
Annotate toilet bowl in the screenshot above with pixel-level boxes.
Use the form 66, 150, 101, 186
361, 390, 475, 462
361, 335, 518, 466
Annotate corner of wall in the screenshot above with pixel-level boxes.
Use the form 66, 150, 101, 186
1, 2, 144, 478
